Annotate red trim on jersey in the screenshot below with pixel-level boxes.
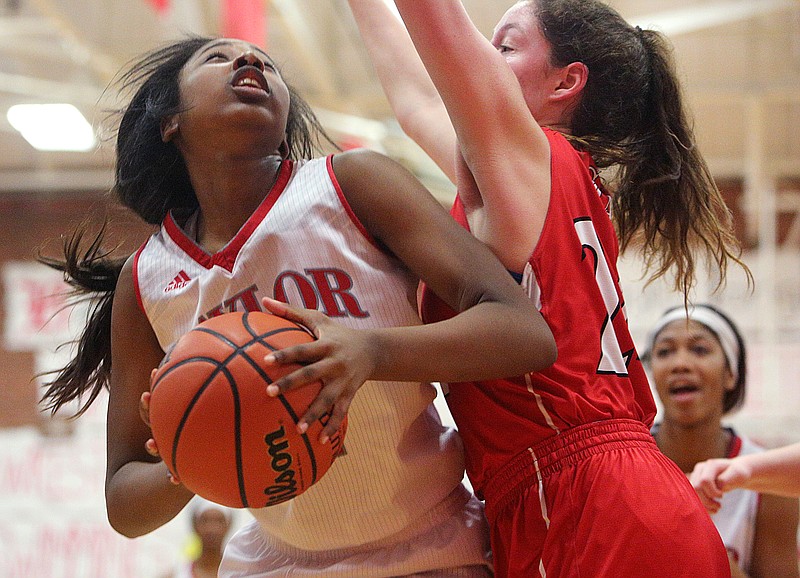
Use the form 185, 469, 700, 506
326, 154, 382, 250
163, 160, 293, 272
725, 431, 763, 511
727, 431, 743, 459
132, 241, 148, 315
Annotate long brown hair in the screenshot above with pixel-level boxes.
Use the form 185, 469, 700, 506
527, 0, 751, 295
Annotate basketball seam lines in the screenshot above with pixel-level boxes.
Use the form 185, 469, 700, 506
152, 314, 321, 505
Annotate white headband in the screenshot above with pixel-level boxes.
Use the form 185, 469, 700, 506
649, 305, 740, 382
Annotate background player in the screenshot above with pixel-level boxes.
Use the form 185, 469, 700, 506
163, 498, 234, 578
649, 304, 799, 577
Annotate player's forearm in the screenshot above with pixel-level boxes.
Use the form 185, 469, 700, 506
392, 0, 498, 109
347, 0, 438, 123
369, 300, 556, 384
346, 0, 456, 179
391, 0, 537, 160
739, 443, 800, 497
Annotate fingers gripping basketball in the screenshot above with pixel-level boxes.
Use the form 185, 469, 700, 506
149, 311, 347, 508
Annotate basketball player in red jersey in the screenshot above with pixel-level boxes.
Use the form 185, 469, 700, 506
39, 37, 556, 577
336, 0, 752, 576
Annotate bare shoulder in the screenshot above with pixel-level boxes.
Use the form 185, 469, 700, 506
112, 253, 141, 318
329, 148, 448, 238
110, 252, 162, 359
330, 148, 400, 186
756, 491, 799, 528
751, 492, 800, 577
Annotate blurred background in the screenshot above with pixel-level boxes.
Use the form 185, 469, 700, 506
0, 0, 797, 576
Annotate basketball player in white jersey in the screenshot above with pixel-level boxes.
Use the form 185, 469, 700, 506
649, 304, 799, 577
39, 37, 557, 577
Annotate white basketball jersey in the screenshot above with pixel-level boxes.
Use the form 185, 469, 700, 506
134, 156, 468, 551
711, 432, 762, 574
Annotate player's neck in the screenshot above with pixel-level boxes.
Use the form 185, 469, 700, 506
656, 420, 730, 473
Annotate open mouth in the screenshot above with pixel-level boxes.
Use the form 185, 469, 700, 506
231, 67, 269, 94
668, 384, 700, 399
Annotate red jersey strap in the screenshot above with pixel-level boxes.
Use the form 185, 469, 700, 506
162, 159, 293, 272
726, 428, 743, 459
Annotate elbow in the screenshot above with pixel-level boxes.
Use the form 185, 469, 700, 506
395, 113, 419, 142
106, 483, 139, 538
511, 307, 558, 373
535, 325, 558, 371
106, 494, 152, 538
543, 339, 558, 369
107, 511, 143, 539
528, 341, 557, 373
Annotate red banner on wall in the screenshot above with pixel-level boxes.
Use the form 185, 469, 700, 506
145, 0, 169, 14
2, 262, 83, 351
222, 0, 267, 48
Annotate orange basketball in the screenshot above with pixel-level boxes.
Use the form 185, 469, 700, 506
149, 311, 347, 508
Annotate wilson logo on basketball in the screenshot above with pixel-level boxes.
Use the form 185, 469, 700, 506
165, 270, 192, 292
263, 425, 299, 505
149, 312, 347, 509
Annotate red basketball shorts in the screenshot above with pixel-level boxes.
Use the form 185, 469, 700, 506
482, 419, 730, 578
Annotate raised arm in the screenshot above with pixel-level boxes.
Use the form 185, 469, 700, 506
105, 257, 194, 537
391, 0, 554, 272
345, 0, 457, 182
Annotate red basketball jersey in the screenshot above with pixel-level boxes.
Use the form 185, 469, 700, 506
420, 128, 657, 496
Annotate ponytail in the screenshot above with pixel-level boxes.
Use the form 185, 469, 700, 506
610, 29, 749, 295
38, 223, 126, 416
531, 0, 751, 296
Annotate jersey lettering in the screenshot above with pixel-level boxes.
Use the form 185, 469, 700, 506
274, 268, 368, 318
273, 271, 318, 309
199, 284, 261, 322
197, 270, 370, 323
574, 218, 632, 376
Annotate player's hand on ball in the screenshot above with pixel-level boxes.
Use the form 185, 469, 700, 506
140, 389, 182, 485
261, 297, 377, 442
139, 386, 153, 427
149, 311, 345, 506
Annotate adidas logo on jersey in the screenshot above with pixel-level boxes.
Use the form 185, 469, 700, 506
165, 270, 192, 292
